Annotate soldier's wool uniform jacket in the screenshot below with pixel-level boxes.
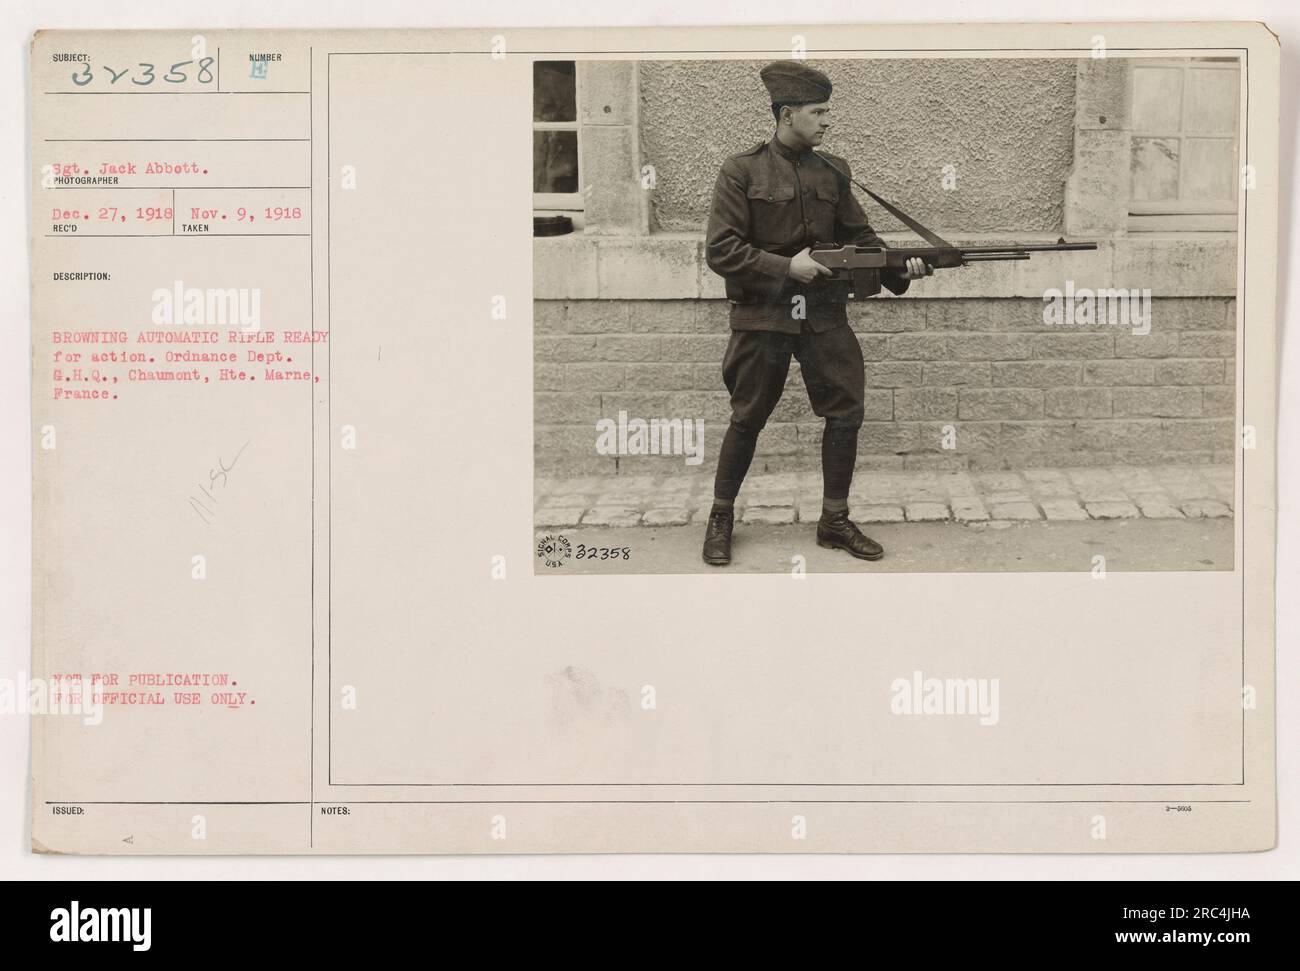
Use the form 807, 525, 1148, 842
705, 136, 910, 334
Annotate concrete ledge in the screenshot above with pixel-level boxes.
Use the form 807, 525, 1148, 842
534, 234, 598, 299
534, 232, 1239, 300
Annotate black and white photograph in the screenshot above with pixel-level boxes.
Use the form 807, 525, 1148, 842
533, 54, 1241, 574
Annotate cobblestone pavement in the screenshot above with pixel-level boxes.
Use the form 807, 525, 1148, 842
534, 465, 1234, 528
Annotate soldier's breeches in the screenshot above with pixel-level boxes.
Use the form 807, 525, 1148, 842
714, 421, 761, 502
821, 416, 860, 501
713, 324, 865, 502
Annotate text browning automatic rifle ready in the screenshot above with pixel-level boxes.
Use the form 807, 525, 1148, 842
808, 153, 1097, 297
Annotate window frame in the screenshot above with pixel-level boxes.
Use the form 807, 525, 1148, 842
533, 60, 584, 212
1127, 57, 1241, 233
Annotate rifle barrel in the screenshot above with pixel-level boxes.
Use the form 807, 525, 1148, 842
894, 243, 1096, 255
957, 243, 1098, 253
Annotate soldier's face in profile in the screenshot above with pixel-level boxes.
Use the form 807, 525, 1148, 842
784, 102, 831, 148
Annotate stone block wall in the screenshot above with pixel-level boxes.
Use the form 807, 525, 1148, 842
533, 295, 1236, 475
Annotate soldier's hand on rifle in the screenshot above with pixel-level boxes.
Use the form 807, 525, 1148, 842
901, 256, 934, 280
788, 247, 834, 284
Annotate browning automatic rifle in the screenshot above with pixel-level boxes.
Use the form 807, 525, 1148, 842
808, 153, 1097, 297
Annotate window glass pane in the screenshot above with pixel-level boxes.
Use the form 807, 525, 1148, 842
1131, 67, 1183, 131
533, 61, 576, 123
1182, 138, 1236, 202
1183, 69, 1237, 133
533, 130, 579, 193
1130, 137, 1180, 201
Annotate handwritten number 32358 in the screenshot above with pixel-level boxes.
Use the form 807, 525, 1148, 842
71, 59, 216, 87
574, 545, 631, 561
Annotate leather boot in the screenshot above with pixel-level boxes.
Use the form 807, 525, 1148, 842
701, 507, 734, 566
816, 510, 884, 560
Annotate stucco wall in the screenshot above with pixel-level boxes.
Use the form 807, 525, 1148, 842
638, 58, 1079, 234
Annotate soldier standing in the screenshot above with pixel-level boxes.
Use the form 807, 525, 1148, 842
701, 60, 932, 566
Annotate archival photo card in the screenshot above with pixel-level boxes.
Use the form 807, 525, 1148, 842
28, 22, 1277, 854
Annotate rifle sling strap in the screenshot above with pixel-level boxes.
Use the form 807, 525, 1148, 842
814, 153, 954, 251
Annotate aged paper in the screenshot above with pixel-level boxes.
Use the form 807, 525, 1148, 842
29, 22, 1277, 853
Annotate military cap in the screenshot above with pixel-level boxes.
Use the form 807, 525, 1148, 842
759, 60, 833, 104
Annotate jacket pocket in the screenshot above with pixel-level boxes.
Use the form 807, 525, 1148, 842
814, 184, 840, 205
747, 184, 797, 249
747, 184, 796, 204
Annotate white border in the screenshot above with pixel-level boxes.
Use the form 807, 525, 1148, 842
3, 0, 1294, 879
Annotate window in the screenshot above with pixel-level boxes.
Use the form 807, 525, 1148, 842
1128, 58, 1240, 232
533, 61, 582, 212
